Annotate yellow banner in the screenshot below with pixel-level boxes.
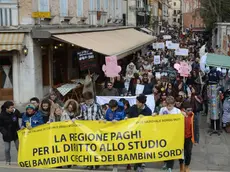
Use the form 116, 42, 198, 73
18, 115, 184, 168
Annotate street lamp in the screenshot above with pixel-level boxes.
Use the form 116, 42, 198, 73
22, 45, 28, 56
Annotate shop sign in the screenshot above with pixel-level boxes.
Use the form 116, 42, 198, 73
77, 50, 96, 71
32, 12, 51, 18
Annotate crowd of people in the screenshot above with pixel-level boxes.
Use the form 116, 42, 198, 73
0, 30, 228, 172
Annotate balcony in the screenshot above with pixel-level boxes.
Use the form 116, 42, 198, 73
88, 11, 107, 27
0, 2, 18, 27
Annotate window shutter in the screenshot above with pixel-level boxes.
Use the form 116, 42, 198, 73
60, 0, 68, 17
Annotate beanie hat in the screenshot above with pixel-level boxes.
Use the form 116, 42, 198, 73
136, 94, 147, 104
26, 104, 35, 111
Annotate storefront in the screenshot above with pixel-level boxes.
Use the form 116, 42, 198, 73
32, 27, 155, 101
0, 33, 25, 101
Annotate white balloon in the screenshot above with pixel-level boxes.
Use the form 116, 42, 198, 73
205, 66, 210, 73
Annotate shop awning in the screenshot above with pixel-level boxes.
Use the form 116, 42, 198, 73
53, 28, 155, 59
0, 33, 24, 51
206, 53, 230, 69
140, 28, 152, 34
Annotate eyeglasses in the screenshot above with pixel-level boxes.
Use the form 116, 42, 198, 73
107, 85, 112, 87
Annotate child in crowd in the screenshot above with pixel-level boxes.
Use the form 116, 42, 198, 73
63, 99, 79, 119
105, 99, 125, 172
49, 104, 70, 122
21, 104, 44, 129
40, 99, 52, 123
159, 96, 181, 172
179, 100, 195, 172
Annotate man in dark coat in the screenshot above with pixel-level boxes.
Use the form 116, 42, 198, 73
0, 101, 21, 165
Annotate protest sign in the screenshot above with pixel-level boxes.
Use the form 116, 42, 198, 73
166, 41, 172, 47
175, 48, 189, 56
152, 43, 165, 49
154, 55, 161, 65
174, 62, 192, 77
18, 115, 184, 168
163, 35, 172, 40
102, 56, 121, 77
77, 50, 96, 71
168, 43, 180, 50
135, 84, 145, 95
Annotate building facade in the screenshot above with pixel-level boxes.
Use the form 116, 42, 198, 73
0, 0, 155, 103
168, 0, 181, 27
182, 0, 204, 31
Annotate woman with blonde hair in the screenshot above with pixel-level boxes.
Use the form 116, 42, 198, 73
48, 104, 70, 123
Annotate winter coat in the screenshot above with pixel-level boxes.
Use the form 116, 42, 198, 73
21, 111, 44, 128
49, 113, 70, 122
105, 102, 125, 121
63, 99, 79, 119
128, 104, 152, 118
222, 98, 230, 124
0, 109, 21, 142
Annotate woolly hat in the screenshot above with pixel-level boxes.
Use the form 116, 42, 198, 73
136, 94, 147, 104
26, 104, 35, 111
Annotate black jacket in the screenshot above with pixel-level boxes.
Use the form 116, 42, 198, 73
128, 105, 152, 118
0, 109, 21, 142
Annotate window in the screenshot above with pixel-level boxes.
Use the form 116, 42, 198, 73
60, 0, 68, 16
103, 0, 108, 11
0, 0, 14, 2
77, 0, 83, 17
173, 18, 176, 22
174, 2, 176, 6
39, 0, 49, 12
97, 0, 100, 11
89, 0, 94, 11
178, 18, 180, 23
174, 10, 176, 15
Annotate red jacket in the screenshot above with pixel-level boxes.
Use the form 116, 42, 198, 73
182, 110, 195, 143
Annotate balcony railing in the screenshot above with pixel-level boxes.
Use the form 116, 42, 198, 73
0, 3, 18, 26
88, 11, 107, 26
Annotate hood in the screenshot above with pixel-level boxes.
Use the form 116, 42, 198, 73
63, 99, 79, 114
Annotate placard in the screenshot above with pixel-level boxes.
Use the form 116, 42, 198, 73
77, 50, 96, 71
154, 55, 161, 65
166, 41, 172, 47
175, 48, 189, 56
163, 35, 172, 40
168, 43, 180, 50
102, 56, 121, 77
135, 84, 145, 95
152, 43, 165, 49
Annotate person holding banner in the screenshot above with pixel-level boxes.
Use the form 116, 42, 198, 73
159, 96, 181, 172
0, 101, 21, 165
21, 104, 44, 129
73, 91, 103, 170
105, 99, 125, 172
128, 94, 152, 171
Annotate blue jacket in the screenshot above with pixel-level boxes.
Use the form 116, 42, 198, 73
21, 111, 44, 128
105, 102, 125, 121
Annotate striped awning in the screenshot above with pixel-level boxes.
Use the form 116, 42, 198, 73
0, 33, 24, 51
